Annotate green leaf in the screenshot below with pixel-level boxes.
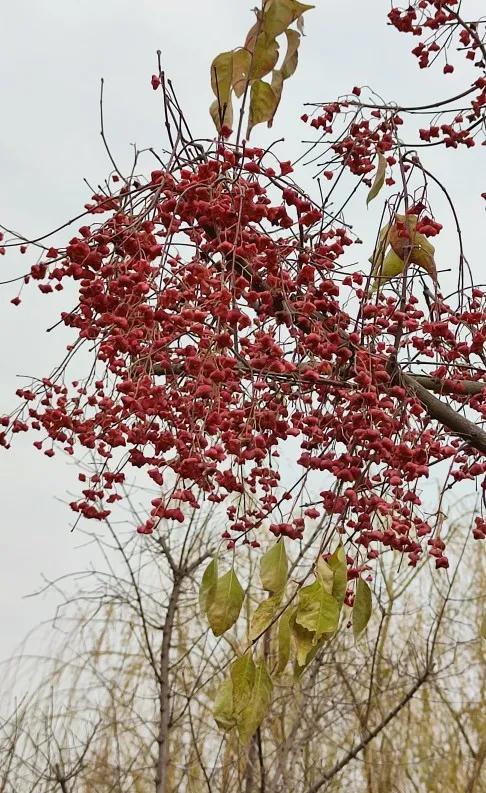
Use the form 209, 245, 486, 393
232, 48, 252, 98
249, 32, 279, 80
281, 29, 300, 80
231, 653, 256, 716
295, 580, 340, 641
210, 51, 234, 101
250, 593, 281, 640
353, 578, 372, 639
207, 568, 245, 636
276, 608, 291, 674
260, 540, 288, 594
237, 661, 273, 744
367, 151, 387, 205
328, 545, 347, 606
247, 80, 278, 138
213, 679, 236, 731
199, 558, 218, 614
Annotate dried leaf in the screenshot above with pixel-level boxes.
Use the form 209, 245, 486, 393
207, 568, 244, 636
367, 151, 387, 205
281, 29, 300, 80
388, 215, 437, 280
247, 79, 278, 138
244, 18, 260, 53
371, 215, 437, 283
353, 578, 372, 639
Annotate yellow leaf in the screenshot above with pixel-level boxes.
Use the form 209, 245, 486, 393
295, 580, 340, 641
249, 32, 279, 80
371, 247, 405, 290
232, 48, 252, 98
231, 653, 256, 716
263, 0, 314, 37
367, 151, 387, 205
250, 594, 281, 640
315, 556, 334, 594
209, 95, 233, 133
260, 540, 288, 593
210, 51, 234, 101
247, 79, 278, 138
263, 0, 295, 37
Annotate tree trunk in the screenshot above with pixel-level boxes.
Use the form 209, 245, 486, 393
155, 577, 182, 793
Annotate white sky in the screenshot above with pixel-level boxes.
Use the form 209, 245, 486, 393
0, 1, 484, 663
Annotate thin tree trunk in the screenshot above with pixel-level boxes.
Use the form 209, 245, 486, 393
155, 576, 182, 793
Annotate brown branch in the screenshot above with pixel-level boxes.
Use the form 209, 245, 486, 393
402, 373, 486, 454
410, 374, 486, 396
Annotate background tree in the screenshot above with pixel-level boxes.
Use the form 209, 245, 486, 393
0, 501, 484, 791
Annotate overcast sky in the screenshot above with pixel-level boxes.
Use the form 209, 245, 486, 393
0, 1, 484, 669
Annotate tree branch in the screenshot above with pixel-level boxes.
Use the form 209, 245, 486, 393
402, 373, 486, 454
